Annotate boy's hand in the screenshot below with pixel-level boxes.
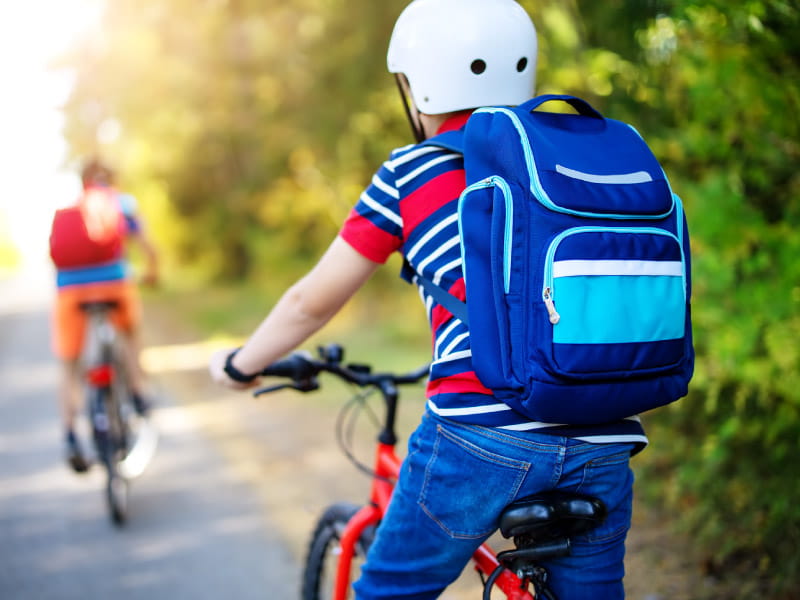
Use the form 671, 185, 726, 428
209, 348, 260, 390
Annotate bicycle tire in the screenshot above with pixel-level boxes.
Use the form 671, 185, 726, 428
109, 337, 134, 451
106, 469, 128, 525
104, 381, 131, 526
301, 502, 376, 600
89, 386, 112, 466
88, 383, 129, 525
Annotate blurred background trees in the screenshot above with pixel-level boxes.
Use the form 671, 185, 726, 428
58, 0, 799, 595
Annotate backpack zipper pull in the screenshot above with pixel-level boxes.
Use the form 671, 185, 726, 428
543, 288, 560, 324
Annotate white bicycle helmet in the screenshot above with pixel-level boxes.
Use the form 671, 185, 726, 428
387, 0, 538, 115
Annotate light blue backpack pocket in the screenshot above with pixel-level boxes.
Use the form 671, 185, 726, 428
542, 227, 687, 378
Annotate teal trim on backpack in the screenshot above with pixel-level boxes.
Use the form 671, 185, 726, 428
459, 176, 514, 294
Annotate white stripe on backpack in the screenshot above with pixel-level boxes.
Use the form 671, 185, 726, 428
552, 259, 683, 278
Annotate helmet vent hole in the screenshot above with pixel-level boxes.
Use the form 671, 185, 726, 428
470, 59, 486, 75
517, 57, 528, 72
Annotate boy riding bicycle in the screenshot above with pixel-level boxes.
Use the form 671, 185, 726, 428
50, 159, 159, 472
211, 1, 654, 598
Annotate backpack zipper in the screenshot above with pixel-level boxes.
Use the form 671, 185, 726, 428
543, 287, 560, 324
542, 226, 685, 325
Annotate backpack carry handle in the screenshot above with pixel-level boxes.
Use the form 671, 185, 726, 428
521, 94, 603, 120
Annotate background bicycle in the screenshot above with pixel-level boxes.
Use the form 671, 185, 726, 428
79, 300, 157, 525
255, 344, 606, 600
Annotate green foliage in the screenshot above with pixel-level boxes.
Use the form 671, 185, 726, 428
59, 0, 409, 282
596, 1, 800, 594
59, 0, 799, 594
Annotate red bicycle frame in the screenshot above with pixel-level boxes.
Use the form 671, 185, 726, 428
331, 441, 534, 600
256, 349, 535, 599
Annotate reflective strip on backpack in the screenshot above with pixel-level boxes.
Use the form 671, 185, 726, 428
552, 259, 683, 278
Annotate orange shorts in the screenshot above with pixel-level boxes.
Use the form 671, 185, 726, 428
52, 280, 141, 361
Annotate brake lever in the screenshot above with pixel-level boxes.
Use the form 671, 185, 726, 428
253, 383, 291, 396
253, 377, 319, 397
294, 378, 320, 392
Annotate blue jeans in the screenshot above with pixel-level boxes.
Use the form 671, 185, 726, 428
353, 412, 635, 600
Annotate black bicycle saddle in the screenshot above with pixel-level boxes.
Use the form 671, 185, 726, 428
499, 491, 607, 541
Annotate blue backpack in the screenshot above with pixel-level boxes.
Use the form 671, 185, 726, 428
418, 94, 694, 425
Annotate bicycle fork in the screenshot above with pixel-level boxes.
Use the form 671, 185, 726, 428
332, 441, 398, 600
332, 505, 382, 600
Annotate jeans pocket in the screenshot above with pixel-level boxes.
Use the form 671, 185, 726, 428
575, 447, 634, 544
418, 424, 529, 539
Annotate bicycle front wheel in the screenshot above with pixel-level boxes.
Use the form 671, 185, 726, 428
301, 502, 376, 600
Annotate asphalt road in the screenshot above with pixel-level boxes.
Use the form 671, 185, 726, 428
0, 265, 298, 600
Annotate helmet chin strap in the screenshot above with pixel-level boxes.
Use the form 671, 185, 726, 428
395, 75, 426, 143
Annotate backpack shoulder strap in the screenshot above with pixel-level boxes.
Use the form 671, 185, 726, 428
416, 273, 470, 326
401, 130, 469, 325
419, 130, 464, 154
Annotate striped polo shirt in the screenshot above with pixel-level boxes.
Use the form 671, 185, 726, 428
339, 114, 648, 450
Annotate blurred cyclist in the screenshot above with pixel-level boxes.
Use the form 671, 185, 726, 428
50, 158, 159, 473
210, 1, 644, 597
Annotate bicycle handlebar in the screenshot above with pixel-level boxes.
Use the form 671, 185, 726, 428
260, 353, 319, 380
253, 344, 430, 397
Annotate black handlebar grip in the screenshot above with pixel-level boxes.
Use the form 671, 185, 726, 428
260, 353, 316, 380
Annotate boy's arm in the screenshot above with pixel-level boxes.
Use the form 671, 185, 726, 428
209, 235, 381, 388
129, 227, 159, 286
119, 192, 159, 285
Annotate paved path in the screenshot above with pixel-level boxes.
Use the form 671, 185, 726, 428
0, 265, 298, 600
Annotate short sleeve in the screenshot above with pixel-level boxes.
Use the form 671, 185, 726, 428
339, 159, 403, 264
116, 192, 141, 234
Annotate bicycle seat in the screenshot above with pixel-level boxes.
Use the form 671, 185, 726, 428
499, 491, 606, 541
79, 300, 120, 312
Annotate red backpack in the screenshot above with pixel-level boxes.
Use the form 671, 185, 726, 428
49, 187, 127, 269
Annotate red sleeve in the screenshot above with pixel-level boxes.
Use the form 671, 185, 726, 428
339, 208, 402, 264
